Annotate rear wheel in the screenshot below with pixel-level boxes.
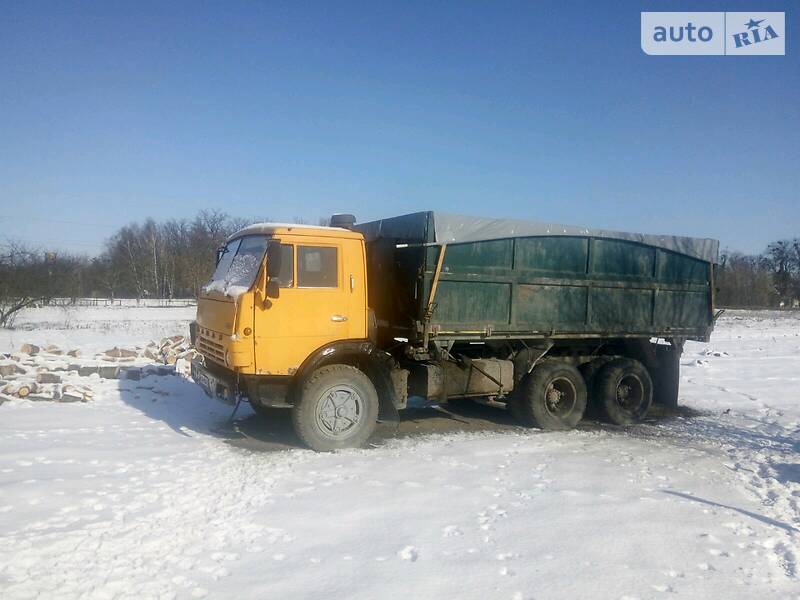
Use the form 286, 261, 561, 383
512, 362, 587, 430
594, 358, 653, 425
292, 365, 379, 451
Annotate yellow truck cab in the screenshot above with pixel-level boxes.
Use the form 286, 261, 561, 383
191, 218, 400, 451
195, 222, 368, 375
192, 212, 718, 451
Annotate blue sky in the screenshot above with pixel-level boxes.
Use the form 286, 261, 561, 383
0, 1, 797, 256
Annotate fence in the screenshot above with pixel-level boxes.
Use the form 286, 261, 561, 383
48, 298, 198, 308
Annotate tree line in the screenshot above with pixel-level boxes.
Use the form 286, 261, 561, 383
0, 210, 324, 325
716, 240, 800, 308
1, 212, 799, 325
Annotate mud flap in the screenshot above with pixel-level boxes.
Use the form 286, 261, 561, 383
651, 342, 682, 408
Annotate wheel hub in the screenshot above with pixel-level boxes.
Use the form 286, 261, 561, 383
316, 386, 363, 438
616, 375, 644, 410
543, 378, 577, 417
546, 387, 562, 406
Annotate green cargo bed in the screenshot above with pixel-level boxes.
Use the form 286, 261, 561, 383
356, 212, 718, 344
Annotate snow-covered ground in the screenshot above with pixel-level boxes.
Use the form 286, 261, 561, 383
0, 306, 798, 599
0, 304, 196, 356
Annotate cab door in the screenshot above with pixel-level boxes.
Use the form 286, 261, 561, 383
253, 237, 353, 375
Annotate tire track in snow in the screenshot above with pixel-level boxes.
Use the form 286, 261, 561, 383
639, 412, 800, 581
0, 440, 310, 599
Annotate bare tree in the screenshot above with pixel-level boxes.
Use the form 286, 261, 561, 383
765, 240, 795, 301
717, 250, 777, 308
0, 241, 87, 326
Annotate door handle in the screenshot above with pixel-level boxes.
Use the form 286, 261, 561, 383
331, 314, 348, 322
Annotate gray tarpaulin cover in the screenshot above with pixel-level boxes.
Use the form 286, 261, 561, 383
356, 211, 719, 263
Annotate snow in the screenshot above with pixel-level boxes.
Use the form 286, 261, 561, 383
201, 280, 250, 299
0, 304, 196, 356
1, 307, 799, 599
201, 252, 257, 298
201, 236, 265, 299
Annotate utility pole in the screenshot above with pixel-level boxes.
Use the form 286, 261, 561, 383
45, 251, 57, 301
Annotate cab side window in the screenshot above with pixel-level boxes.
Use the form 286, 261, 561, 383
297, 246, 338, 288
277, 244, 294, 288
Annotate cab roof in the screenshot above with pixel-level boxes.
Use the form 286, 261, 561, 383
226, 222, 364, 243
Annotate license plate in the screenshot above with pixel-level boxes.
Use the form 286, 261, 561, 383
192, 359, 235, 405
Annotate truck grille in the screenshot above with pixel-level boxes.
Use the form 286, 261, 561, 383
197, 331, 225, 364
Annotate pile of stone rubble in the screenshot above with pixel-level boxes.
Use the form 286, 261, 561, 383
0, 336, 198, 404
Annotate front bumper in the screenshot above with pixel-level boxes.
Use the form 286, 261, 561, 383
191, 357, 237, 405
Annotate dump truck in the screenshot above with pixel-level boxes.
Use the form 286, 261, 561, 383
190, 211, 719, 451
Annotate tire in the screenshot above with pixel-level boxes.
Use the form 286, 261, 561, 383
594, 358, 653, 425
292, 365, 379, 451
513, 362, 587, 430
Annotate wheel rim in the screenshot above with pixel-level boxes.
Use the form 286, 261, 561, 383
543, 377, 577, 418
616, 374, 645, 412
315, 385, 364, 439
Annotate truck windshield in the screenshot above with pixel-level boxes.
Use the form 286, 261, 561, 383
203, 235, 268, 298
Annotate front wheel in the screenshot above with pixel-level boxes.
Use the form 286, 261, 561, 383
292, 365, 379, 451
512, 362, 587, 430
594, 358, 653, 425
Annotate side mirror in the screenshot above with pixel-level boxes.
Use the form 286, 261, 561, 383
266, 241, 282, 279
266, 279, 280, 299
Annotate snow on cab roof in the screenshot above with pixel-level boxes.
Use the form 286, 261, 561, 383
226, 222, 360, 242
